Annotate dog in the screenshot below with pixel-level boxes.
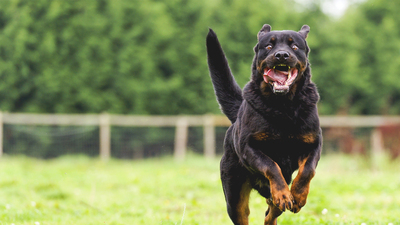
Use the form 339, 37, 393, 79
206, 24, 322, 225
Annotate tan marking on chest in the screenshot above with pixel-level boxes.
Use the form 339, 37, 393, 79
253, 132, 317, 143
253, 132, 270, 141
299, 133, 317, 144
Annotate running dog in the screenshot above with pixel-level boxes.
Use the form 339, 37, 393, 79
206, 24, 322, 225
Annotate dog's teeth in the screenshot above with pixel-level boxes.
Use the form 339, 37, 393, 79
285, 70, 291, 86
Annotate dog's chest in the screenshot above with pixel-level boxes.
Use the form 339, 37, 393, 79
248, 129, 318, 161
252, 131, 316, 144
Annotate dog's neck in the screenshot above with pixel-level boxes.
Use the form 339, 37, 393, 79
243, 81, 293, 115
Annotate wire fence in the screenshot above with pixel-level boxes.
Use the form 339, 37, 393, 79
1, 112, 400, 160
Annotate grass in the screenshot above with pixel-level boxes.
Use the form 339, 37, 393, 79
0, 153, 399, 225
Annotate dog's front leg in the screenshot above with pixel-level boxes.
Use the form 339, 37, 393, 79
290, 134, 322, 213
242, 144, 293, 212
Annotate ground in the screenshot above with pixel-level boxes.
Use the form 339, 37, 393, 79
0, 153, 399, 225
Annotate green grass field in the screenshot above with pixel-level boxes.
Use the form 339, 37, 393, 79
0, 154, 399, 225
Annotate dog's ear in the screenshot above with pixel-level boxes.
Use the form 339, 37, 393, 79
257, 24, 271, 41
253, 43, 259, 53
299, 25, 310, 39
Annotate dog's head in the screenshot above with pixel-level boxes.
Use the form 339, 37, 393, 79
254, 24, 310, 95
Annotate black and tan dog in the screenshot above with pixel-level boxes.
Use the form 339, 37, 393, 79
206, 25, 322, 225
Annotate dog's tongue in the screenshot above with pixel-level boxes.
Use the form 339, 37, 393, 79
263, 69, 288, 84
263, 68, 299, 93
263, 68, 298, 85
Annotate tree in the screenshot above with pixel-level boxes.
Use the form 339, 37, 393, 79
1, 0, 399, 116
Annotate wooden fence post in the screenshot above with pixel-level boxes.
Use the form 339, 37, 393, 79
371, 128, 384, 159
174, 117, 188, 160
0, 111, 2, 157
370, 128, 384, 170
203, 115, 216, 159
371, 128, 384, 154
99, 113, 111, 161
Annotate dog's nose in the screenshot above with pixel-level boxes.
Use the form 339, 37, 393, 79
274, 51, 290, 61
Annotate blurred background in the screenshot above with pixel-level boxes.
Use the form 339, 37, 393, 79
0, 0, 400, 159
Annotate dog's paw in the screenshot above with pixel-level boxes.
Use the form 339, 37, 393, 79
270, 187, 294, 212
290, 185, 309, 213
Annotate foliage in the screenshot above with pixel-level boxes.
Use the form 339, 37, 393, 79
0, 154, 399, 224
311, 0, 400, 114
0, 0, 399, 115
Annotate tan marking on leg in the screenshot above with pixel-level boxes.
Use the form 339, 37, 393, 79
264, 200, 283, 225
236, 181, 252, 225
265, 161, 294, 212
290, 156, 315, 213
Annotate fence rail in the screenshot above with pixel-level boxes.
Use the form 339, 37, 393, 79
0, 112, 399, 160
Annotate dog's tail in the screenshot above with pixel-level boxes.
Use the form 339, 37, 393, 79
206, 29, 243, 123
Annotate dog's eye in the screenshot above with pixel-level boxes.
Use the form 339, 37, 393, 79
266, 45, 273, 50
292, 45, 299, 50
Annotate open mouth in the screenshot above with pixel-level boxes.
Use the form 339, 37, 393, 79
263, 64, 298, 94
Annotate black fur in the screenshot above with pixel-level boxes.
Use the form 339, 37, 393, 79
206, 29, 243, 123
206, 25, 322, 225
